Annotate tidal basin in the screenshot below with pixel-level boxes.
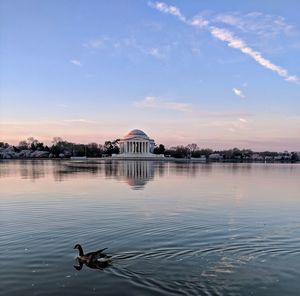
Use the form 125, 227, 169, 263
1, 160, 300, 295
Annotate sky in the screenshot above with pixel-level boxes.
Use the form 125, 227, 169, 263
1, 0, 300, 151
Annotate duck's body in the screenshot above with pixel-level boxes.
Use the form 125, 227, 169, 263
74, 244, 112, 269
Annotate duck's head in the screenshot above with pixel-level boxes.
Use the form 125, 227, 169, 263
74, 244, 84, 256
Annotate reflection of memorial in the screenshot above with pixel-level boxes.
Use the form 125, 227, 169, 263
115, 161, 154, 190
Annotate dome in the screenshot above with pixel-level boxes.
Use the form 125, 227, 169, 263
124, 129, 149, 139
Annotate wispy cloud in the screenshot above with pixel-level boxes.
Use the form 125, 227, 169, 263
239, 118, 248, 123
208, 26, 299, 83
83, 36, 110, 49
83, 35, 168, 60
149, 2, 300, 84
232, 88, 245, 98
124, 37, 167, 59
63, 119, 95, 124
148, 1, 186, 22
214, 12, 296, 38
70, 59, 82, 66
134, 96, 191, 112
147, 47, 164, 58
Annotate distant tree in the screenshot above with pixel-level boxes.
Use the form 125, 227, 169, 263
104, 139, 120, 156
153, 144, 165, 154
169, 146, 189, 158
186, 143, 199, 153
98, 144, 105, 154
26, 137, 45, 151
50, 138, 74, 157
191, 150, 201, 158
232, 147, 243, 159
0, 142, 9, 149
198, 149, 213, 157
87, 142, 100, 157
260, 151, 278, 158
291, 152, 299, 162
241, 149, 253, 158
73, 144, 86, 156
18, 140, 29, 150
52, 137, 63, 145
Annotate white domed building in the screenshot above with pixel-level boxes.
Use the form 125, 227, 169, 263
116, 129, 160, 158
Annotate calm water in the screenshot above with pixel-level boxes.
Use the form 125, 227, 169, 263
1, 160, 300, 296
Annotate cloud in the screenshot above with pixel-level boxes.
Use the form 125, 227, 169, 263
214, 12, 296, 38
147, 47, 163, 58
63, 119, 95, 124
70, 59, 82, 66
239, 118, 248, 123
83, 36, 110, 49
209, 26, 299, 83
124, 37, 167, 59
148, 1, 186, 22
134, 96, 191, 112
232, 88, 245, 98
149, 2, 300, 84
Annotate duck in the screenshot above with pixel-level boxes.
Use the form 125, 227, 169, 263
73, 244, 112, 266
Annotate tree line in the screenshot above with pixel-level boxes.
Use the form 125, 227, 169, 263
0, 137, 299, 162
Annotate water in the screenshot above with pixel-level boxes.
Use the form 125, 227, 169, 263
1, 160, 300, 296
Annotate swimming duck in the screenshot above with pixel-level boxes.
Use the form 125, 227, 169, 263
73, 244, 111, 263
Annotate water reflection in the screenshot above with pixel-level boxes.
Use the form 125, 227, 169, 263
114, 161, 154, 190
1, 160, 300, 296
1, 160, 299, 190
55, 160, 155, 189
73, 258, 111, 271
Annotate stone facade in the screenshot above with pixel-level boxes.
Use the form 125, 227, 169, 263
117, 129, 156, 157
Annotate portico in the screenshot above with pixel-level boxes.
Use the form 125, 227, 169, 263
120, 140, 151, 154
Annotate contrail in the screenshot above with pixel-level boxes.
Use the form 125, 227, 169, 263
148, 1, 299, 84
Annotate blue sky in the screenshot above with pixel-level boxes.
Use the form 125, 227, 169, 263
1, 0, 300, 150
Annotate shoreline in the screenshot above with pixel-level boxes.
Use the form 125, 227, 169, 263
0, 157, 299, 164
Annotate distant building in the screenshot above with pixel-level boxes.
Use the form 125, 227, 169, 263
208, 153, 222, 161
115, 129, 162, 158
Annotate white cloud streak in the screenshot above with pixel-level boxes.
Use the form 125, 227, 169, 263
63, 119, 95, 124
214, 12, 296, 38
135, 96, 191, 112
209, 26, 299, 83
232, 88, 245, 98
148, 1, 186, 22
70, 59, 82, 66
149, 2, 299, 84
